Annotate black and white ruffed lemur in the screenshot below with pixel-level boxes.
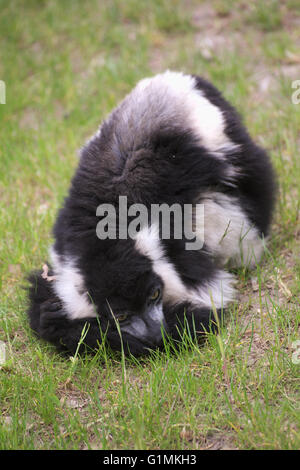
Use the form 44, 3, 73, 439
27, 71, 276, 356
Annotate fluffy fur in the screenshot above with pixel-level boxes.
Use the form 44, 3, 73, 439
27, 71, 276, 356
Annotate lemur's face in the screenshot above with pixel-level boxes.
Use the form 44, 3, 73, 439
83, 242, 167, 353
105, 271, 166, 349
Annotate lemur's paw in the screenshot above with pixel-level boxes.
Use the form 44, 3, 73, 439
40, 298, 63, 314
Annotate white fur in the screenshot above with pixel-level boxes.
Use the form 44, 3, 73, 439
134, 71, 238, 155
134, 224, 235, 310
195, 192, 265, 268
50, 247, 96, 319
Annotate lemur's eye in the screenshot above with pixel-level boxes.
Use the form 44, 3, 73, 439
150, 289, 160, 302
117, 313, 128, 322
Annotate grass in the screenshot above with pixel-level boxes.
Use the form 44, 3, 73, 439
0, 0, 300, 450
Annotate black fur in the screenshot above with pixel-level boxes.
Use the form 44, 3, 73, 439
27, 270, 215, 356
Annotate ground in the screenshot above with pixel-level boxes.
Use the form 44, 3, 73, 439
0, 0, 299, 450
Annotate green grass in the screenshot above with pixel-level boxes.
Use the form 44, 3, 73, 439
0, 0, 300, 450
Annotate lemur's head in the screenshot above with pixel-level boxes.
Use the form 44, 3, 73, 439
91, 240, 166, 351
50, 230, 171, 355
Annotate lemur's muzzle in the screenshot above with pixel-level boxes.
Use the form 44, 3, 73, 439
121, 303, 167, 346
